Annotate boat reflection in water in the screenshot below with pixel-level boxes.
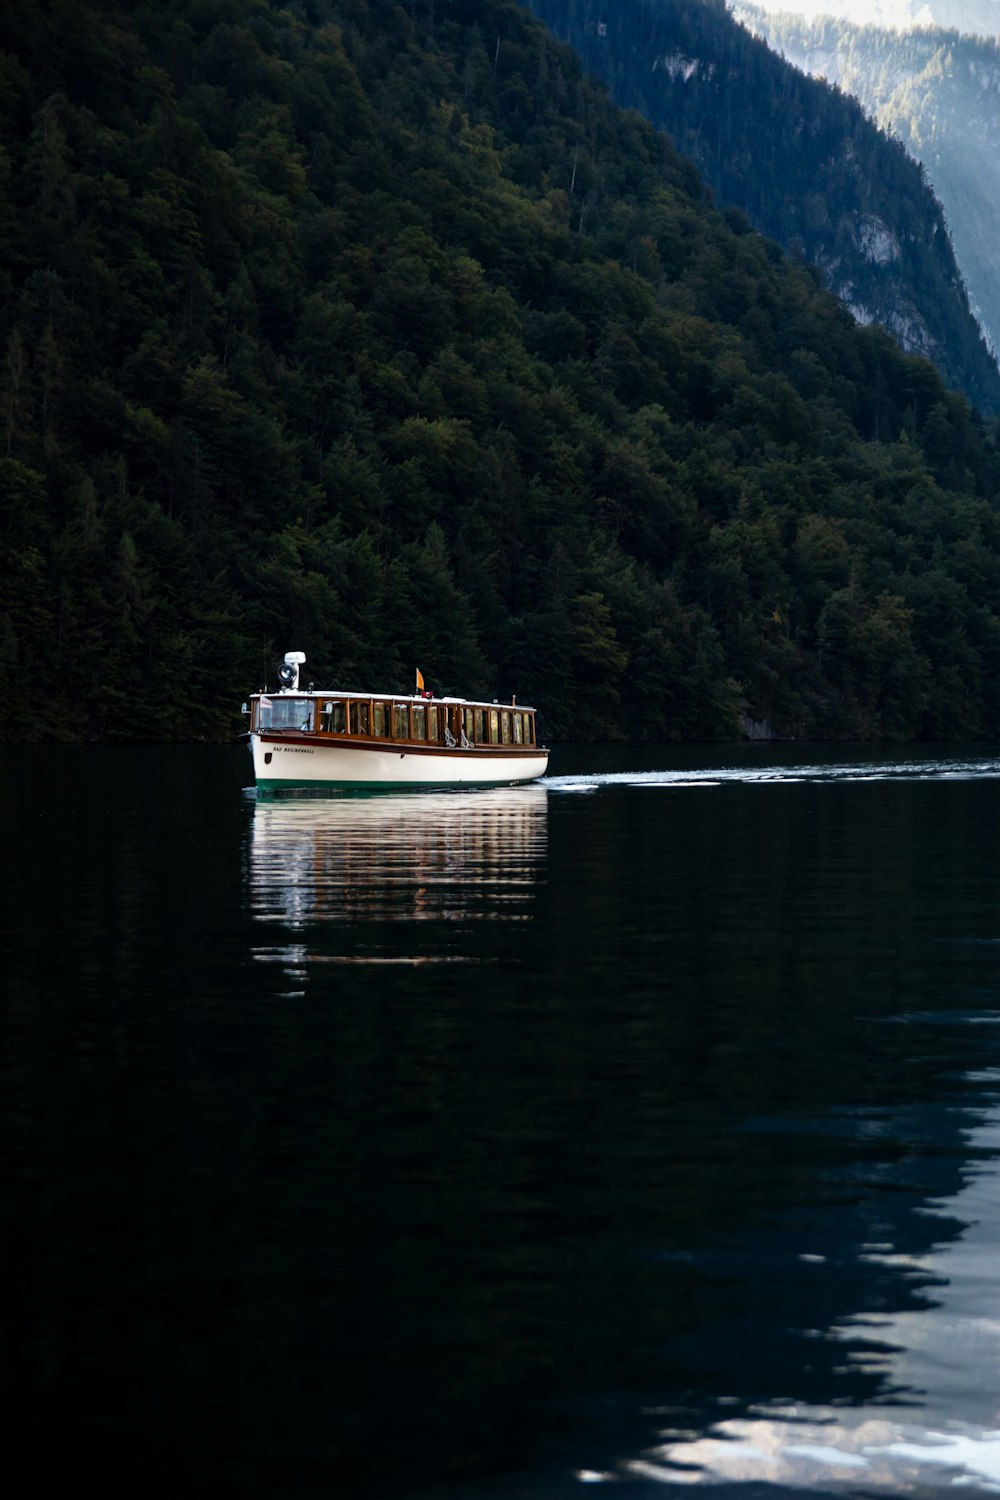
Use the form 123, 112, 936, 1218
247, 785, 548, 978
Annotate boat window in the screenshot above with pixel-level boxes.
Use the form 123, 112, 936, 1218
514, 713, 523, 745
489, 709, 499, 743
350, 700, 370, 735
373, 701, 390, 737
329, 701, 346, 733
464, 709, 475, 743
411, 704, 426, 740
526, 714, 535, 745
393, 703, 409, 739
474, 708, 485, 743
427, 705, 439, 741
501, 711, 512, 744
263, 697, 313, 731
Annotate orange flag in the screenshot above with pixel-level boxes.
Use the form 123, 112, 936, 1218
415, 668, 425, 692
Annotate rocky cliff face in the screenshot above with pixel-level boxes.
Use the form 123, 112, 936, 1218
737, 4, 1000, 366
819, 213, 936, 360
526, 0, 1000, 412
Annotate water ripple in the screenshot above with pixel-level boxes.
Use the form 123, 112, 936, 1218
544, 754, 1000, 792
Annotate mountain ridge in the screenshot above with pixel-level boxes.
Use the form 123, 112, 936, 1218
736, 3, 1000, 366
741, 1, 1000, 35
527, 0, 1000, 412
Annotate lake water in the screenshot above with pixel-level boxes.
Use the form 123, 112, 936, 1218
8, 742, 1000, 1498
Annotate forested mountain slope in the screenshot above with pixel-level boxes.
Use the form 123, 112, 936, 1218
737, 6, 1000, 366
4, 0, 1000, 745
528, 0, 1000, 412
744, 1, 1000, 32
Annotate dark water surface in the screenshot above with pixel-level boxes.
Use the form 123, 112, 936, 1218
7, 744, 1000, 1497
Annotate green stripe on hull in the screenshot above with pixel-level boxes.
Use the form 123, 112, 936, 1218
255, 777, 539, 796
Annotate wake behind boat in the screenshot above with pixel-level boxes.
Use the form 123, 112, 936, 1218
245, 652, 549, 793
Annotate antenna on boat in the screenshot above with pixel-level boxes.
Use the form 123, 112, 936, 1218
278, 650, 306, 692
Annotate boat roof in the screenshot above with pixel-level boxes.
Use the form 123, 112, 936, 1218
253, 689, 538, 711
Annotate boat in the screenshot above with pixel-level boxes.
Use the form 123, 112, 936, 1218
244, 652, 549, 793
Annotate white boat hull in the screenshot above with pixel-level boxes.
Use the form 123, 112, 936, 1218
251, 733, 548, 791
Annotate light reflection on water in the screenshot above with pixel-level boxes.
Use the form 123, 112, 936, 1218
615, 1070, 1000, 1496
247, 786, 548, 973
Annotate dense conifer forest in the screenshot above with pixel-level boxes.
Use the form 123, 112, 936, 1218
4, 0, 1000, 744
